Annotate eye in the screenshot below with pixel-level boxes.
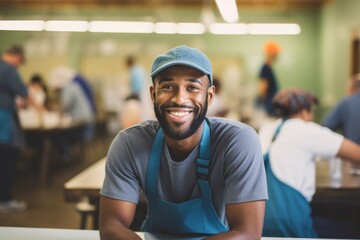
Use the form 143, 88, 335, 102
160, 84, 174, 91
187, 84, 200, 91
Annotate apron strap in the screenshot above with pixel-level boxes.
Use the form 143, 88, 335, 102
197, 120, 211, 180
145, 128, 164, 195
197, 120, 212, 200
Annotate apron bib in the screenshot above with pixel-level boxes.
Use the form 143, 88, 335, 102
262, 121, 317, 238
141, 121, 229, 235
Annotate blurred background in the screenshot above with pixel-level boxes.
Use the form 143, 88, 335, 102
2, 0, 358, 123
1, 0, 360, 236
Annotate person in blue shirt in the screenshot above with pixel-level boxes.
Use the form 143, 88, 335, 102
0, 45, 28, 213
99, 45, 267, 239
323, 74, 360, 145
126, 56, 146, 100
323, 74, 360, 174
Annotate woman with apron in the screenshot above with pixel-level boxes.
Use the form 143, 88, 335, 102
259, 88, 360, 237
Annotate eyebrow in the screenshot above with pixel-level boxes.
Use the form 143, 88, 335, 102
157, 77, 173, 84
157, 76, 204, 85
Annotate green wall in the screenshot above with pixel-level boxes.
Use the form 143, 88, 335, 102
2, 2, 358, 121
320, 0, 360, 107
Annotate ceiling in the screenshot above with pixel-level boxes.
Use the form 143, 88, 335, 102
0, 0, 329, 10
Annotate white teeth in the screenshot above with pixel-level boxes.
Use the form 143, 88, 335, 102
170, 111, 190, 117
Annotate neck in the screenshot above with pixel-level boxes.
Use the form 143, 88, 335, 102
164, 123, 204, 162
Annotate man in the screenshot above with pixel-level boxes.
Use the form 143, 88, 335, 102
323, 74, 360, 174
100, 45, 267, 239
256, 41, 281, 116
0, 45, 28, 213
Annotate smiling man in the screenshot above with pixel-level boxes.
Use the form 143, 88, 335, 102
99, 45, 267, 240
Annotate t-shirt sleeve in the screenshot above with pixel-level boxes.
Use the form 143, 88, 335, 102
304, 122, 344, 158
100, 131, 141, 203
223, 126, 268, 203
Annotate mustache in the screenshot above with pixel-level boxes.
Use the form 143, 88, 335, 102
161, 103, 196, 110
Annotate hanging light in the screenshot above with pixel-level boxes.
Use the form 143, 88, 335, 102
215, 0, 239, 23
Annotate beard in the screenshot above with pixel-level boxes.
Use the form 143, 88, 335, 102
154, 95, 208, 140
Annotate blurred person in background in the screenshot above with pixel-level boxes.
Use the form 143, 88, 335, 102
258, 88, 360, 238
126, 55, 147, 100
49, 66, 95, 164
73, 73, 97, 118
0, 44, 29, 213
323, 74, 360, 174
119, 94, 142, 129
124, 55, 155, 124
206, 77, 229, 118
28, 73, 48, 110
256, 41, 281, 116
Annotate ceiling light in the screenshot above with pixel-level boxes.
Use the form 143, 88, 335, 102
154, 22, 177, 34
89, 21, 154, 33
45, 21, 88, 32
215, 0, 239, 23
209, 23, 247, 34
0, 20, 44, 31
248, 23, 301, 35
177, 23, 205, 34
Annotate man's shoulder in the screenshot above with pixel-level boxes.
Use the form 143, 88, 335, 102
119, 120, 159, 138
208, 117, 255, 136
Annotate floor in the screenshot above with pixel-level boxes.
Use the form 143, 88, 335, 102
0, 131, 113, 230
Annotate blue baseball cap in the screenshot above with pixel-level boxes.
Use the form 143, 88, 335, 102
151, 45, 213, 85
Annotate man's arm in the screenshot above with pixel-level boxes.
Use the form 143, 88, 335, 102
205, 200, 265, 240
258, 78, 268, 100
99, 196, 142, 240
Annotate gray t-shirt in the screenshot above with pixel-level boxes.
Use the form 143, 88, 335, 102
101, 117, 268, 225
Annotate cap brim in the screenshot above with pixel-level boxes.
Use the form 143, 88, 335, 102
151, 60, 211, 77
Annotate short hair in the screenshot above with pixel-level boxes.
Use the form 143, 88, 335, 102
264, 41, 281, 54
272, 88, 319, 118
30, 74, 43, 84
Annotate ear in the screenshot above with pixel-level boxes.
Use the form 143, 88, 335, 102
150, 85, 155, 103
207, 85, 215, 106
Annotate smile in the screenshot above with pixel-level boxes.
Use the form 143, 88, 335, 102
169, 111, 191, 117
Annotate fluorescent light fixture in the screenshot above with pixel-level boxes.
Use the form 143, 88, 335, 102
215, 0, 239, 23
248, 23, 301, 35
154, 22, 177, 34
89, 21, 154, 33
209, 23, 247, 35
45, 21, 88, 32
177, 23, 205, 34
0, 20, 44, 31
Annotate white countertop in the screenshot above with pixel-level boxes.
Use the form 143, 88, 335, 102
0, 226, 342, 240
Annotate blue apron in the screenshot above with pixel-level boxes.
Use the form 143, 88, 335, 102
141, 120, 229, 235
262, 121, 317, 238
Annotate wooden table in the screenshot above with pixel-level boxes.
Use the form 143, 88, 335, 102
64, 157, 360, 231
64, 157, 360, 203
64, 157, 106, 203
24, 121, 86, 186
314, 159, 360, 204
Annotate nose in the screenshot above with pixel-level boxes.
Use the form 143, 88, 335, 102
171, 86, 188, 104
